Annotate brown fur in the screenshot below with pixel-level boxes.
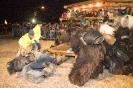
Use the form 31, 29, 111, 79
58, 31, 70, 44
69, 43, 106, 86
69, 27, 107, 86
103, 34, 116, 45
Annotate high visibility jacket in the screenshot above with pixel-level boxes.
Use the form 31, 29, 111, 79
18, 33, 32, 48
33, 25, 41, 40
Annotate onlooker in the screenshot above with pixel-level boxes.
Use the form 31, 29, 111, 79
62, 12, 68, 20
32, 21, 42, 52
67, 10, 71, 20
125, 6, 131, 15
103, 14, 109, 23
118, 6, 122, 16
71, 10, 76, 18
130, 8, 133, 16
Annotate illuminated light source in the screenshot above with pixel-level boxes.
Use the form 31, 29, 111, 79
81, 5, 86, 9
69, 9, 72, 12
4, 19, 7, 25
88, 4, 93, 8
34, 6, 45, 17
41, 6, 45, 9
74, 7, 78, 11
96, 2, 102, 7
64, 6, 67, 9
59, 17, 63, 22
32, 18, 36, 23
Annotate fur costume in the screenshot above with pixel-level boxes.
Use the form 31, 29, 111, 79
7, 51, 56, 84
103, 26, 133, 75
69, 28, 106, 86
19, 62, 55, 83
99, 16, 123, 35
54, 24, 80, 46
112, 16, 122, 31
121, 15, 133, 29
99, 16, 123, 45
99, 23, 115, 36
58, 30, 70, 44
103, 34, 116, 45
7, 52, 35, 74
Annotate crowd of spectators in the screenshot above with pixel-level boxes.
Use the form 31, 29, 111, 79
1, 6, 133, 39
61, 6, 133, 20
0, 24, 12, 35
0, 22, 70, 40
60, 6, 133, 28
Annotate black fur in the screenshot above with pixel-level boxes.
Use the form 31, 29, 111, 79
103, 26, 133, 75
7, 52, 35, 74
20, 62, 55, 83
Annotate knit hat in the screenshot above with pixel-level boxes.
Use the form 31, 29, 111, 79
37, 21, 42, 24
28, 29, 34, 36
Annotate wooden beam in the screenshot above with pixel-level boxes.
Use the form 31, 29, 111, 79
64, 0, 133, 9
104, 0, 133, 2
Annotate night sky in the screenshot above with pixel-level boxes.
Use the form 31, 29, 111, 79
0, 0, 87, 23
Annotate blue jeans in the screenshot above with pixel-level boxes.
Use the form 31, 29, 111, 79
29, 55, 57, 71
32, 40, 41, 51
38, 55, 57, 63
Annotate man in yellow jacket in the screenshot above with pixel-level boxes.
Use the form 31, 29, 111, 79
17, 29, 34, 56
31, 21, 42, 52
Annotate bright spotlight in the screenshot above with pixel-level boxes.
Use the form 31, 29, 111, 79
4, 19, 7, 25
41, 6, 45, 9
32, 18, 36, 23
74, 7, 78, 11
88, 4, 93, 8
81, 5, 86, 9
96, 2, 102, 7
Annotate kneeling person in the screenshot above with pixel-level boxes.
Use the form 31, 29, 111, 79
17, 29, 34, 57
